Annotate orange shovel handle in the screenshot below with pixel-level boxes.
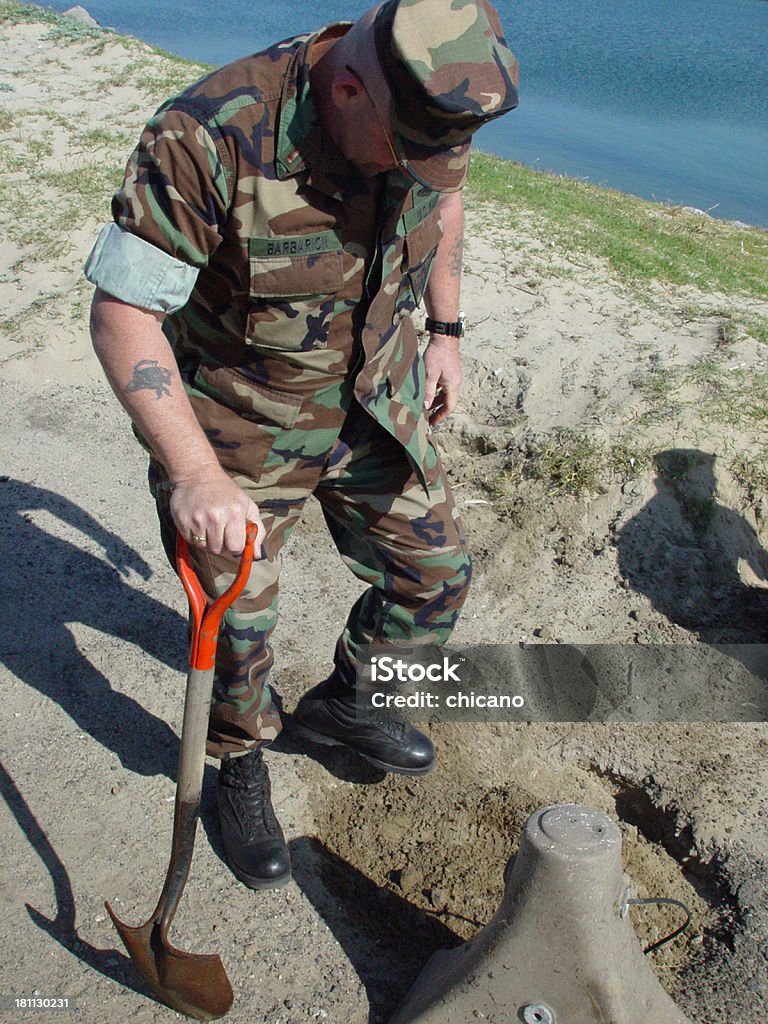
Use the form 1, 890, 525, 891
176, 521, 261, 671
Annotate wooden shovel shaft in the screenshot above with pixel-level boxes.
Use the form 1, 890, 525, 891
156, 666, 215, 936
156, 519, 260, 934
177, 666, 216, 805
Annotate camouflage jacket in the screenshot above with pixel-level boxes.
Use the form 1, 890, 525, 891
87, 25, 445, 492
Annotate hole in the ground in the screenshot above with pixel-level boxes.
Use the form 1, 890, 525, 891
308, 734, 748, 1019
596, 767, 744, 952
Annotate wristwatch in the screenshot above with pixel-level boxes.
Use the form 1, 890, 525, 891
425, 314, 465, 338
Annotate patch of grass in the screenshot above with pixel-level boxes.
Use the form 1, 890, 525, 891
626, 350, 768, 445
41, 20, 109, 46
491, 429, 654, 520
684, 359, 768, 432
37, 162, 122, 230
0, 295, 51, 342
0, 109, 14, 130
105, 58, 147, 89
0, 1, 60, 26
120, 32, 213, 73
609, 437, 655, 479
106, 54, 205, 99
685, 355, 724, 391
532, 429, 605, 496
740, 313, 768, 346
467, 152, 768, 300
135, 64, 199, 99
730, 452, 768, 509
0, 148, 25, 173
28, 136, 53, 160
0, 145, 120, 258
677, 303, 768, 347
80, 125, 135, 151
630, 363, 686, 424
42, 161, 123, 195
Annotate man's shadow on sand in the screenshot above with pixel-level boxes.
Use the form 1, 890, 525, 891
616, 450, 768, 676
1, 477, 186, 779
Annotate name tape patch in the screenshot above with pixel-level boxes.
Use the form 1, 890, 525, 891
250, 230, 342, 259
402, 192, 439, 233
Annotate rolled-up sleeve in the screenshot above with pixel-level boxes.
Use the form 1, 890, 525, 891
84, 103, 231, 312
84, 223, 200, 313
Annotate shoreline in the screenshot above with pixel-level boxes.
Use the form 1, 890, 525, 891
19, 0, 768, 231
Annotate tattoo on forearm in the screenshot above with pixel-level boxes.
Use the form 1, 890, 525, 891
125, 359, 172, 399
449, 235, 464, 275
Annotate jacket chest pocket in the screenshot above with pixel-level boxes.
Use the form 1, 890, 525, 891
394, 202, 443, 321
247, 232, 344, 352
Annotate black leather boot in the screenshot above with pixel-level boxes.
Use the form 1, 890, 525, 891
292, 678, 436, 776
217, 749, 291, 889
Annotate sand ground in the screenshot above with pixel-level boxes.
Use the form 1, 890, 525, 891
1, 10, 768, 1024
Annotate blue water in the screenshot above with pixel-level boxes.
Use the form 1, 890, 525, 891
43, 0, 768, 226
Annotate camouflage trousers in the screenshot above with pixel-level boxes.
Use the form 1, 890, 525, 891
152, 401, 472, 758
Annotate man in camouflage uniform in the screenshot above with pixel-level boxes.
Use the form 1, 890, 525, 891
86, 0, 518, 890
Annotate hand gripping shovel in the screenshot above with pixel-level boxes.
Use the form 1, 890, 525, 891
106, 521, 261, 1021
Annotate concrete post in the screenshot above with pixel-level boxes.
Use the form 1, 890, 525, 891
389, 804, 695, 1024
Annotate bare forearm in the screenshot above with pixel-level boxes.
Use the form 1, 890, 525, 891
422, 191, 464, 425
425, 189, 463, 323
89, 288, 218, 484
89, 288, 263, 554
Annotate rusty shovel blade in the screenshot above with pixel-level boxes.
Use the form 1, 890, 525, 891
106, 900, 233, 1021
103, 695, 234, 1019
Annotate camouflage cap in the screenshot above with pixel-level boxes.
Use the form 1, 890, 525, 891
374, 0, 519, 191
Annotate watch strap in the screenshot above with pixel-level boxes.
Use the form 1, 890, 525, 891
425, 316, 465, 338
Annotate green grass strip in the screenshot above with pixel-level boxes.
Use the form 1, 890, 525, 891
467, 152, 768, 300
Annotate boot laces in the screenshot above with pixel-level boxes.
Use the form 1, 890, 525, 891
224, 756, 279, 837
331, 694, 408, 740
368, 709, 408, 740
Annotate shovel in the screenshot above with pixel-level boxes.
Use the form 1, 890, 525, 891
106, 521, 261, 1021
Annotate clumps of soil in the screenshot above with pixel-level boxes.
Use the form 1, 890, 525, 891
310, 735, 737, 1018
605, 774, 743, 952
